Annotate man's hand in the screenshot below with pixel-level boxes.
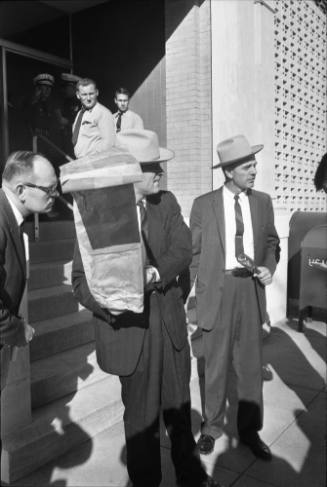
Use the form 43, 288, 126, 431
145, 266, 158, 286
255, 266, 272, 286
23, 323, 35, 344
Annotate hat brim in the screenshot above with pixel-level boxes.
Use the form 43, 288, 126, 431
139, 147, 175, 164
212, 144, 263, 169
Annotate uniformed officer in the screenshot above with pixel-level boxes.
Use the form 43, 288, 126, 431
26, 73, 56, 138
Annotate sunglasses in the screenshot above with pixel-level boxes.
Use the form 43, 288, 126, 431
23, 182, 58, 197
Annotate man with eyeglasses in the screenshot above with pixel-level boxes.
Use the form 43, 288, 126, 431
0, 151, 57, 413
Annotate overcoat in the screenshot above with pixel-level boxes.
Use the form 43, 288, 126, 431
72, 190, 192, 376
0, 189, 27, 390
0, 189, 26, 346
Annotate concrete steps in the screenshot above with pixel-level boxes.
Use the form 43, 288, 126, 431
2, 374, 123, 482
29, 239, 75, 264
1, 220, 124, 483
31, 343, 106, 408
29, 260, 72, 290
24, 221, 76, 241
30, 309, 94, 361
28, 284, 79, 323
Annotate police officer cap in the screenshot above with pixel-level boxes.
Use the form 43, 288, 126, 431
33, 73, 55, 86
61, 73, 81, 84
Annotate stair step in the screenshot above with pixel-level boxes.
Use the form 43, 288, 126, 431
30, 310, 94, 361
29, 260, 72, 290
2, 375, 123, 482
29, 239, 75, 264
28, 284, 78, 323
24, 221, 76, 242
31, 342, 105, 408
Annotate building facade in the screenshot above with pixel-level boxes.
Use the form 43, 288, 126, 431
0, 0, 326, 483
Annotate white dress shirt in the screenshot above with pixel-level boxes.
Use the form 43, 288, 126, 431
223, 186, 254, 269
114, 109, 144, 132
73, 102, 116, 158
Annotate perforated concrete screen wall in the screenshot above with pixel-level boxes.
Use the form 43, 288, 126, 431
274, 0, 327, 212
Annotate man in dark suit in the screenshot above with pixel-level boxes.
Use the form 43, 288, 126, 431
72, 130, 221, 487
190, 135, 280, 461
0, 150, 57, 447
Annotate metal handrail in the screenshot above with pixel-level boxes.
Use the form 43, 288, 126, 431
32, 135, 74, 240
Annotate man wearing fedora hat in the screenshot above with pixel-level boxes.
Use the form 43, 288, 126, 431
72, 129, 221, 487
190, 134, 279, 460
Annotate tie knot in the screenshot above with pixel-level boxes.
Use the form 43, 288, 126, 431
234, 194, 239, 202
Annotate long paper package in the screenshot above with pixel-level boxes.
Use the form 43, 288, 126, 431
60, 148, 145, 314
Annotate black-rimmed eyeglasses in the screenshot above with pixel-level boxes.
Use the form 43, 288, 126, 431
23, 183, 58, 197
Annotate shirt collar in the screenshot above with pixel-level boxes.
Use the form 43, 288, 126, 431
223, 185, 248, 201
3, 186, 24, 227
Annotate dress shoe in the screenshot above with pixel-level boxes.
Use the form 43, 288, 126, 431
240, 433, 272, 461
197, 434, 215, 455
262, 364, 273, 381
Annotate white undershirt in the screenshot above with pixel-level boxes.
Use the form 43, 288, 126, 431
223, 185, 254, 269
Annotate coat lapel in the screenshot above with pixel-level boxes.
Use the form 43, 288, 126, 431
248, 190, 260, 259
0, 190, 26, 278
212, 188, 225, 254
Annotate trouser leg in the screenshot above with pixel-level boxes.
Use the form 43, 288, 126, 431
233, 278, 263, 437
201, 275, 238, 439
161, 325, 207, 486
119, 295, 162, 487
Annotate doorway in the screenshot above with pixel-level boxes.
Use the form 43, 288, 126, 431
0, 39, 72, 172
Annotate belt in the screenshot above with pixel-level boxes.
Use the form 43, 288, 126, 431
224, 268, 253, 278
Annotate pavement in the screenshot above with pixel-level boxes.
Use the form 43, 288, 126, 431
11, 318, 326, 487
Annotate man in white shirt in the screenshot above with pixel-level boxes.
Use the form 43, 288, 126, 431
72, 78, 116, 158
113, 87, 144, 133
190, 134, 279, 461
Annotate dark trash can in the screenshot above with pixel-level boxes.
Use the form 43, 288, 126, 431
287, 211, 327, 319
299, 224, 327, 331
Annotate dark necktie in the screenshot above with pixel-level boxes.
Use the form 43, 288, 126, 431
234, 194, 244, 258
72, 108, 85, 146
116, 111, 122, 133
137, 200, 149, 265
137, 200, 148, 240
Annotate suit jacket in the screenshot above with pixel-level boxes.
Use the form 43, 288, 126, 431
72, 190, 192, 376
0, 189, 26, 347
190, 187, 280, 331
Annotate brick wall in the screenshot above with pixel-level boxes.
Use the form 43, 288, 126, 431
165, 0, 212, 218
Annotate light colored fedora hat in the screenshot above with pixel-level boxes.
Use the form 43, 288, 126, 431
117, 129, 174, 163
213, 134, 263, 168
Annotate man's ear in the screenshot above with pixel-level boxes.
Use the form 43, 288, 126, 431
15, 183, 26, 202
224, 167, 233, 180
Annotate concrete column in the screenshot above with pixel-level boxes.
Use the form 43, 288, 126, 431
211, 0, 276, 194
165, 0, 212, 217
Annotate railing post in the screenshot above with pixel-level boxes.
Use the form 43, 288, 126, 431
32, 135, 40, 242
